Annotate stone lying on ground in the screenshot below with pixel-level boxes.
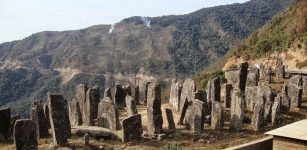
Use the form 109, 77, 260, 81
272, 94, 281, 126
147, 83, 163, 135
114, 84, 126, 108
165, 108, 176, 132
85, 86, 100, 126
97, 97, 120, 131
184, 99, 205, 134
169, 79, 182, 112
31, 101, 49, 138
69, 98, 82, 127
230, 90, 244, 131
76, 84, 87, 124
14, 119, 38, 150
122, 114, 143, 143
125, 95, 138, 117
224, 84, 232, 108
211, 101, 224, 130
48, 93, 71, 146
71, 126, 118, 140
0, 107, 10, 141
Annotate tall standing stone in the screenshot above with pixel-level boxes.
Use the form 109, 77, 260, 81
211, 102, 224, 130
104, 88, 112, 100
265, 68, 272, 84
289, 75, 303, 87
69, 98, 82, 127
272, 95, 281, 126
179, 78, 196, 120
48, 93, 71, 146
251, 103, 264, 131
76, 84, 87, 124
9, 115, 20, 139
245, 86, 257, 112
184, 99, 205, 134
195, 90, 210, 116
85, 86, 100, 126
224, 84, 232, 108
276, 58, 285, 78
147, 83, 163, 135
169, 79, 181, 112
281, 84, 290, 112
14, 119, 38, 150
122, 114, 143, 143
0, 107, 10, 141
97, 97, 120, 131
135, 86, 140, 104
225, 62, 248, 92
165, 108, 176, 132
125, 95, 138, 117
144, 82, 152, 104
230, 90, 244, 130
31, 101, 49, 138
43, 103, 51, 129
260, 84, 273, 123
246, 67, 259, 87
210, 77, 221, 105
303, 76, 307, 96
288, 84, 302, 109
114, 84, 126, 108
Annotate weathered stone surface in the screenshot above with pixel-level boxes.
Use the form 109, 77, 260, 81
84, 87, 100, 126
169, 79, 182, 112
97, 97, 120, 131
246, 67, 259, 87
14, 119, 38, 150
303, 76, 307, 96
147, 83, 163, 135
43, 103, 51, 129
265, 68, 272, 84
48, 93, 71, 146
195, 90, 210, 116
260, 84, 273, 123
31, 101, 49, 138
224, 84, 233, 108
281, 84, 290, 112
225, 62, 248, 92
84, 133, 89, 145
272, 95, 281, 126
69, 99, 82, 127
122, 114, 143, 143
251, 103, 264, 132
9, 115, 20, 139
135, 86, 140, 104
184, 99, 205, 134
245, 86, 257, 112
230, 90, 244, 130
210, 77, 221, 104
288, 84, 302, 109
104, 88, 112, 100
126, 85, 140, 105
0, 107, 10, 141
125, 95, 138, 117
165, 108, 175, 132
276, 58, 285, 78
211, 102, 224, 130
289, 75, 303, 87
178, 98, 190, 125
180, 78, 196, 115
114, 84, 126, 108
71, 126, 118, 139
76, 84, 87, 124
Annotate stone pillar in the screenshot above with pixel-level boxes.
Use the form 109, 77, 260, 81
251, 101, 264, 132
276, 58, 285, 78
0, 108, 10, 141
97, 97, 120, 131
69, 98, 82, 127
288, 84, 302, 109
48, 93, 71, 146
43, 103, 51, 129
9, 115, 20, 139
104, 88, 112, 100
224, 83, 233, 108
165, 108, 176, 132
184, 99, 205, 134
125, 95, 138, 117
211, 102, 224, 130
31, 101, 49, 138
265, 68, 272, 84
147, 83, 163, 135
230, 90, 244, 131
76, 84, 87, 124
14, 119, 38, 150
114, 84, 126, 108
179, 78, 196, 115
122, 114, 143, 143
272, 95, 281, 126
169, 79, 181, 112
246, 67, 259, 87
84, 86, 100, 126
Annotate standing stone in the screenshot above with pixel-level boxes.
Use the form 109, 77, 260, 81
265, 68, 272, 84
288, 84, 302, 109
165, 108, 176, 132
48, 93, 71, 146
104, 88, 112, 100
135, 86, 140, 104
210, 77, 221, 104
289, 75, 303, 87
245, 86, 257, 112
224, 84, 233, 108
43, 103, 51, 129
97, 97, 120, 131
260, 84, 273, 123
69, 98, 82, 127
84, 87, 100, 126
184, 99, 205, 134
126, 85, 140, 105
76, 84, 87, 124
144, 82, 152, 104
303, 76, 307, 96
230, 90, 244, 130
0, 108, 10, 141
180, 78, 196, 116
122, 114, 143, 143
169, 79, 182, 112
14, 119, 38, 150
272, 95, 281, 126
246, 67, 259, 87
251, 103, 264, 131
125, 95, 138, 117
31, 101, 49, 138
211, 102, 224, 130
9, 115, 20, 139
225, 62, 249, 92
276, 58, 285, 78
281, 83, 290, 112
114, 84, 126, 108
147, 83, 163, 135
84, 134, 89, 145
195, 90, 210, 116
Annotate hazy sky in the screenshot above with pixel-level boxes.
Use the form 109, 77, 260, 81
0, 0, 249, 43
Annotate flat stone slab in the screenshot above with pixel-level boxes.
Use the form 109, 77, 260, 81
71, 126, 119, 140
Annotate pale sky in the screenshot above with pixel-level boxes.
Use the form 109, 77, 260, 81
0, 0, 249, 43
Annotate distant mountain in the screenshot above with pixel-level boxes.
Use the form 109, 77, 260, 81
0, 0, 294, 116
